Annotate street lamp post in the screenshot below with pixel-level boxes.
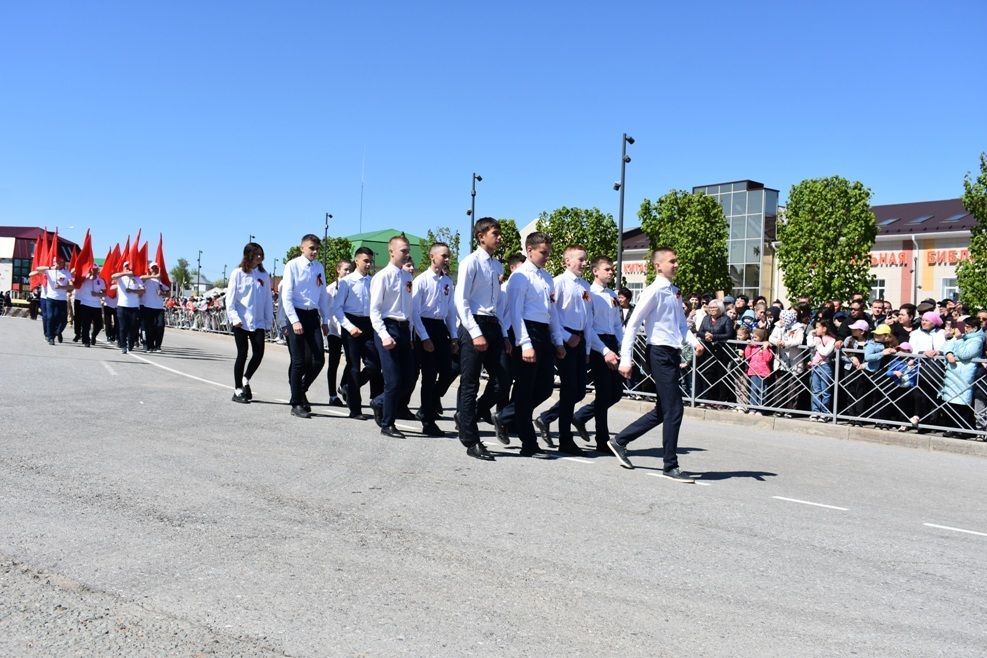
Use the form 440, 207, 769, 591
273, 258, 279, 279
249, 234, 255, 244
323, 212, 333, 272
468, 172, 482, 250
613, 133, 634, 289
196, 250, 203, 295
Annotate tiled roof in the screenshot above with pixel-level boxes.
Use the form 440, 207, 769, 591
872, 198, 973, 235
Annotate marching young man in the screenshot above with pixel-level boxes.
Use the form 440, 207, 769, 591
496, 232, 565, 458
573, 256, 623, 453
281, 234, 332, 419
112, 260, 144, 354
140, 262, 171, 352
455, 217, 512, 461
333, 247, 382, 420
30, 254, 73, 345
74, 265, 106, 347
475, 253, 525, 430
609, 247, 704, 482
412, 242, 459, 437
325, 259, 352, 407
369, 235, 415, 439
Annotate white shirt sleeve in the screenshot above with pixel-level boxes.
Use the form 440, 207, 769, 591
369, 271, 389, 342
225, 270, 241, 326
455, 257, 481, 339
281, 261, 299, 325
412, 277, 429, 341
619, 286, 657, 368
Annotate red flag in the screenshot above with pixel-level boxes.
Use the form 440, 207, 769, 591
72, 230, 94, 288
128, 229, 142, 273
136, 241, 149, 276
154, 233, 171, 287
102, 244, 122, 298
122, 235, 131, 268
47, 228, 60, 266
69, 245, 80, 278
29, 229, 49, 290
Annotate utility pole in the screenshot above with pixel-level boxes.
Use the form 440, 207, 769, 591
196, 250, 202, 295
614, 133, 634, 288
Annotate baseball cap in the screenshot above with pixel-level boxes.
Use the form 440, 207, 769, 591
872, 324, 892, 335
849, 320, 870, 332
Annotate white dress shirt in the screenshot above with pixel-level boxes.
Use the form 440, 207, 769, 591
370, 262, 413, 342
45, 269, 71, 301
75, 277, 106, 308
497, 281, 512, 335
506, 260, 563, 350
553, 270, 597, 355
325, 281, 341, 337
619, 274, 699, 369
412, 268, 458, 341
141, 278, 170, 310
589, 282, 624, 354
333, 271, 372, 332
225, 267, 274, 331
116, 274, 144, 308
281, 255, 332, 325
455, 248, 506, 339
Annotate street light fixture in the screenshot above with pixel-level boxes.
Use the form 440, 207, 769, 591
614, 133, 634, 288
324, 212, 333, 272
468, 173, 482, 250
196, 250, 203, 295
249, 234, 255, 244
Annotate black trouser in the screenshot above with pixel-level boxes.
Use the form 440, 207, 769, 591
540, 328, 587, 447
233, 327, 266, 389
78, 304, 103, 345
373, 319, 415, 428
417, 318, 456, 422
913, 360, 944, 424
73, 299, 83, 340
326, 334, 343, 396
574, 333, 623, 444
614, 345, 684, 471
286, 308, 325, 406
116, 306, 140, 350
477, 328, 515, 419
45, 299, 67, 341
103, 306, 117, 340
40, 298, 48, 336
341, 314, 383, 414
141, 307, 166, 350
457, 316, 509, 448
500, 321, 556, 451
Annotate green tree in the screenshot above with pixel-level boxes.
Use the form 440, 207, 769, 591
284, 236, 354, 284
534, 207, 618, 280
417, 226, 461, 274
776, 176, 877, 305
494, 218, 523, 263
638, 190, 731, 293
169, 257, 193, 295
956, 153, 987, 307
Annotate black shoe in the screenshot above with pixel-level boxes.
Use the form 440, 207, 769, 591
72, 335, 80, 343
557, 443, 585, 456
572, 419, 591, 443
121, 347, 128, 354
396, 408, 416, 421
370, 401, 384, 427
48, 338, 55, 345
57, 333, 63, 343
232, 391, 250, 404
301, 394, 311, 413
422, 422, 445, 437
491, 413, 510, 445
607, 439, 634, 469
291, 405, 311, 419
381, 425, 406, 439
328, 396, 345, 408
243, 384, 253, 401
434, 402, 445, 417
338, 384, 348, 405
519, 447, 553, 459
660, 467, 695, 483
466, 442, 495, 461
348, 411, 371, 420
534, 417, 555, 447
83, 342, 91, 348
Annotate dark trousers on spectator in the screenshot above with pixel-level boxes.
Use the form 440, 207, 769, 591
477, 328, 514, 420
614, 345, 684, 472
45, 299, 67, 341
373, 319, 414, 428
286, 308, 325, 407
417, 318, 456, 422
78, 304, 103, 345
116, 306, 140, 350
574, 333, 623, 444
913, 360, 944, 424
457, 316, 509, 448
341, 314, 383, 414
326, 334, 343, 396
142, 307, 166, 350
103, 306, 117, 341
500, 321, 555, 452
233, 327, 266, 389
540, 329, 587, 447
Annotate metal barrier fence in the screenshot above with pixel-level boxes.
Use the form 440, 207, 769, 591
164, 311, 986, 440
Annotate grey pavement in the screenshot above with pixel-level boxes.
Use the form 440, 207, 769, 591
1, 317, 986, 656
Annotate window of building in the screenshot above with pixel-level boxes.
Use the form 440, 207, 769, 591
942, 278, 959, 301
870, 278, 886, 302
11, 258, 32, 290
627, 282, 644, 303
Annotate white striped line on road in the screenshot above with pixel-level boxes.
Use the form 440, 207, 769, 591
559, 457, 594, 464
127, 352, 230, 389
923, 523, 987, 538
772, 496, 848, 511
102, 362, 117, 376
646, 472, 712, 486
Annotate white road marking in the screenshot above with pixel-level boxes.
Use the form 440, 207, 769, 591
646, 472, 710, 485
923, 523, 987, 538
395, 423, 417, 432
772, 496, 848, 511
127, 353, 231, 389
102, 362, 117, 376
559, 457, 594, 464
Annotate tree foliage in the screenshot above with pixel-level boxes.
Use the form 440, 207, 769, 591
170, 257, 193, 295
417, 226, 461, 274
639, 190, 731, 293
776, 176, 877, 305
956, 153, 987, 308
534, 207, 618, 281
494, 218, 523, 263
284, 236, 354, 284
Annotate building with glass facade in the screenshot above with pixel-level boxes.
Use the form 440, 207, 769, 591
692, 180, 779, 299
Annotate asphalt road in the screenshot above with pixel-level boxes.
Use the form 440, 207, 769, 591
2, 317, 985, 656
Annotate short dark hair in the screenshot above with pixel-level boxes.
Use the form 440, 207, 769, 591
354, 247, 374, 258
335, 259, 351, 270
963, 315, 982, 330
301, 234, 320, 246
617, 287, 632, 299
525, 231, 551, 249
736, 294, 749, 304
507, 254, 526, 269
474, 217, 500, 239
430, 241, 450, 252
899, 303, 917, 319
652, 246, 676, 260
591, 255, 613, 269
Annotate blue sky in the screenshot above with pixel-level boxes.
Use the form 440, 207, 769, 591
1, 0, 984, 283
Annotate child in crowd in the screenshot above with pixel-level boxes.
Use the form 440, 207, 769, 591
808, 320, 837, 421
744, 327, 773, 415
886, 341, 918, 430
733, 326, 751, 412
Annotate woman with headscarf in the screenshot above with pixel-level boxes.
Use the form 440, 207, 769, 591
768, 308, 807, 415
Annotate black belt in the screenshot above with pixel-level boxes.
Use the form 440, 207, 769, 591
564, 327, 583, 335
475, 315, 499, 325
422, 317, 446, 325
598, 333, 616, 340
296, 307, 319, 315
525, 320, 549, 329
384, 318, 410, 327
345, 313, 370, 323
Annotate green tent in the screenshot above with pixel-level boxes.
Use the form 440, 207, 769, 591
345, 228, 425, 269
